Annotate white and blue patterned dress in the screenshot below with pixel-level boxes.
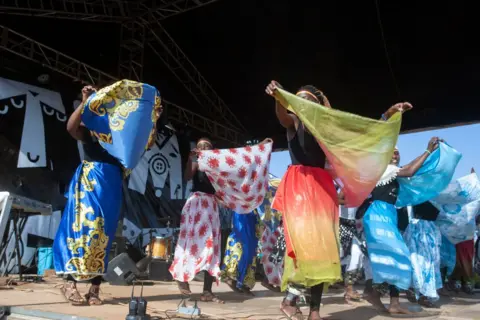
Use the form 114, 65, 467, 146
404, 215, 443, 300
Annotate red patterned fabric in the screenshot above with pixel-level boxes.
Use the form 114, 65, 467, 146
260, 226, 284, 287
169, 192, 221, 282
455, 239, 474, 279
197, 142, 273, 214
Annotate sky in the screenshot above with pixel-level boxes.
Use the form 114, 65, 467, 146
269, 123, 480, 180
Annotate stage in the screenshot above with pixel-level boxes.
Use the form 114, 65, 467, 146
1, 277, 480, 320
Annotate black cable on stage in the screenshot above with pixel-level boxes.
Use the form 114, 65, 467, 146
374, 0, 401, 99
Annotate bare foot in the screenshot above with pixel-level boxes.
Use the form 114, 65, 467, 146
389, 297, 415, 315
388, 305, 413, 315
363, 291, 388, 312
308, 310, 322, 320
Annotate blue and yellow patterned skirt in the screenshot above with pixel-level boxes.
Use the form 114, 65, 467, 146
53, 161, 123, 281
221, 211, 261, 289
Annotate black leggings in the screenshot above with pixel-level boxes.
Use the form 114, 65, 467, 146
203, 272, 214, 292
67, 275, 102, 286
389, 285, 399, 298
310, 284, 324, 311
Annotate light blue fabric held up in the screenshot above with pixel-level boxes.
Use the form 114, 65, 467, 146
396, 142, 462, 208
432, 173, 480, 244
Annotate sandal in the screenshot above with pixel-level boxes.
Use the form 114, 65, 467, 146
405, 289, 418, 303
176, 281, 192, 296
261, 280, 280, 292
85, 285, 103, 306
200, 291, 225, 304
445, 280, 460, 293
280, 303, 303, 320
344, 291, 362, 303
224, 278, 242, 293
461, 284, 475, 295
61, 281, 85, 306
418, 296, 436, 308
241, 286, 255, 296
438, 287, 451, 297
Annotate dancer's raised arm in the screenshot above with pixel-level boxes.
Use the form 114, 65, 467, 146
67, 85, 96, 141
381, 102, 413, 121
265, 80, 297, 129
397, 137, 442, 177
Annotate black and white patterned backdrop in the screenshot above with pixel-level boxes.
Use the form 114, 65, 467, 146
0, 76, 196, 250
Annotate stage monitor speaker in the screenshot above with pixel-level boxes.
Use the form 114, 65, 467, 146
104, 253, 140, 286
148, 260, 173, 282
26, 234, 54, 248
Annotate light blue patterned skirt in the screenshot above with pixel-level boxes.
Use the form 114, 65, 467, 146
404, 219, 442, 300
363, 200, 412, 290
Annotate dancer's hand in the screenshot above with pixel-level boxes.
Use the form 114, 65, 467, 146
189, 149, 199, 159
81, 85, 96, 102
427, 137, 442, 153
259, 138, 273, 145
265, 81, 283, 97
384, 102, 413, 119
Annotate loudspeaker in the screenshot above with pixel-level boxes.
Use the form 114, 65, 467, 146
148, 260, 173, 282
104, 253, 140, 286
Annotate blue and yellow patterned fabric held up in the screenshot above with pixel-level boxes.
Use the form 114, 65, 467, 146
81, 80, 162, 169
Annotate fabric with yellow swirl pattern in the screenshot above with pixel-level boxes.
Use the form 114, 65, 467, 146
221, 211, 260, 290
53, 161, 123, 281
82, 79, 162, 169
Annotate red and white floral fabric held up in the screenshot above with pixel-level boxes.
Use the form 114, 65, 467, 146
169, 142, 273, 283
198, 142, 273, 214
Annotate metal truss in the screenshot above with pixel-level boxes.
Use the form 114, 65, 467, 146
0, 0, 140, 22
0, 0, 245, 132
138, 0, 221, 23
167, 101, 243, 145
118, 20, 145, 81
0, 25, 116, 85
146, 20, 246, 131
0, 0, 220, 23
0, 25, 244, 145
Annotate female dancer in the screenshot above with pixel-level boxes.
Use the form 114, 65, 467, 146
360, 139, 442, 314
54, 86, 162, 305
169, 137, 224, 304
266, 80, 404, 320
